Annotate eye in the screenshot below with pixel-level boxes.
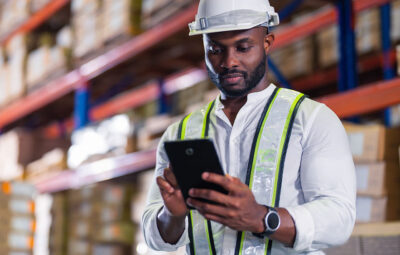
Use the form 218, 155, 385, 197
237, 45, 252, 53
208, 45, 223, 55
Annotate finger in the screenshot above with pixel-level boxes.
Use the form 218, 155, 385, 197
164, 168, 179, 188
156, 176, 174, 194
189, 188, 235, 207
187, 198, 232, 218
202, 172, 242, 193
203, 213, 228, 226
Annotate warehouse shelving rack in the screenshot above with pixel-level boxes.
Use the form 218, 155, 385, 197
0, 0, 399, 192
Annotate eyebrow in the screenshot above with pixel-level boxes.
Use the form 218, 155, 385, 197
208, 37, 254, 46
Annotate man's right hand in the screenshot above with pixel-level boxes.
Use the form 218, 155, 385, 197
156, 167, 188, 217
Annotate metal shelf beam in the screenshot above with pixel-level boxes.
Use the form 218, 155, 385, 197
34, 149, 156, 193
0, 70, 83, 129
318, 77, 400, 118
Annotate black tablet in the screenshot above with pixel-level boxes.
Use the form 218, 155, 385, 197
164, 139, 228, 209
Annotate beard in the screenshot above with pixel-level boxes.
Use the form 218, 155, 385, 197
207, 53, 267, 98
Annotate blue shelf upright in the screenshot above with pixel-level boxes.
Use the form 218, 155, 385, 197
74, 82, 90, 129
381, 3, 396, 126
336, 0, 358, 92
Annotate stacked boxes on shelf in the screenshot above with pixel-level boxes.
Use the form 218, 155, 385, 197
270, 36, 314, 80
141, 0, 191, 29
0, 128, 70, 182
317, 25, 338, 68
0, 181, 36, 255
343, 123, 400, 223
5, 34, 27, 102
26, 27, 73, 90
50, 193, 68, 255
392, 0, 400, 43
30, 0, 52, 13
101, 0, 142, 44
0, 129, 35, 181
67, 114, 135, 169
0, 0, 30, 33
34, 194, 53, 255
356, 8, 381, 55
26, 148, 67, 181
49, 183, 134, 255
71, 0, 103, 60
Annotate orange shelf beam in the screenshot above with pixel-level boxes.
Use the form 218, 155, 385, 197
317, 77, 400, 118
34, 149, 156, 193
273, 0, 392, 49
42, 68, 207, 137
0, 70, 84, 129
0, 0, 70, 45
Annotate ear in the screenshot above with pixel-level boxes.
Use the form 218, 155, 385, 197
264, 33, 275, 54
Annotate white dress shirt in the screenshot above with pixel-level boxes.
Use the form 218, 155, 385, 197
142, 84, 356, 255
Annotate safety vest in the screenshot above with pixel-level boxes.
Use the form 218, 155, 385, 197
177, 87, 305, 255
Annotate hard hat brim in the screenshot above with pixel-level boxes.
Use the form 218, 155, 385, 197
188, 22, 278, 36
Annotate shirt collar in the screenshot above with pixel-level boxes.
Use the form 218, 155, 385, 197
215, 83, 277, 111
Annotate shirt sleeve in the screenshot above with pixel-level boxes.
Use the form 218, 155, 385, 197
141, 122, 191, 251
286, 104, 356, 252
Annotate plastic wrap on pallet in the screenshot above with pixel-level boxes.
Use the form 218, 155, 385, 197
67, 114, 134, 168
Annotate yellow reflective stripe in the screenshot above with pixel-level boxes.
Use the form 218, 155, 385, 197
238, 232, 246, 255
248, 89, 281, 190
205, 220, 213, 255
201, 101, 215, 138
271, 93, 304, 207
180, 113, 193, 140
238, 89, 280, 255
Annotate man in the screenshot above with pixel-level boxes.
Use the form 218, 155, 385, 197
142, 0, 356, 254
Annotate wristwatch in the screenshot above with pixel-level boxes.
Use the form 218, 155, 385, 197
253, 206, 281, 238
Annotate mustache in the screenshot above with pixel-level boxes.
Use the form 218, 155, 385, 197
219, 69, 247, 77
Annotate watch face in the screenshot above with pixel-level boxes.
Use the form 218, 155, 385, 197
267, 211, 280, 230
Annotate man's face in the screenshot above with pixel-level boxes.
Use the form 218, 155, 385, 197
203, 27, 272, 98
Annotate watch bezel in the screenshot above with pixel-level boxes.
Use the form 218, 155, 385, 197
265, 208, 280, 232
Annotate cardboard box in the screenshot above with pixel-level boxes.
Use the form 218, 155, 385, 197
392, 1, 400, 43
72, 13, 103, 59
356, 161, 400, 196
93, 222, 135, 244
356, 194, 400, 222
356, 196, 387, 223
356, 8, 381, 54
101, 0, 142, 43
270, 37, 314, 79
317, 25, 338, 68
343, 123, 400, 163
26, 148, 67, 181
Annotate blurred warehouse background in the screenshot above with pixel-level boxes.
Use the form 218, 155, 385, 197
0, 0, 400, 254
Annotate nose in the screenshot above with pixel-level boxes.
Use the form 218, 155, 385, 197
220, 49, 239, 69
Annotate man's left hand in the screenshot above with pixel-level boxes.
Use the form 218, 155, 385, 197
187, 172, 267, 233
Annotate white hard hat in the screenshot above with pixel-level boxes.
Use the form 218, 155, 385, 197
189, 0, 280, 36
